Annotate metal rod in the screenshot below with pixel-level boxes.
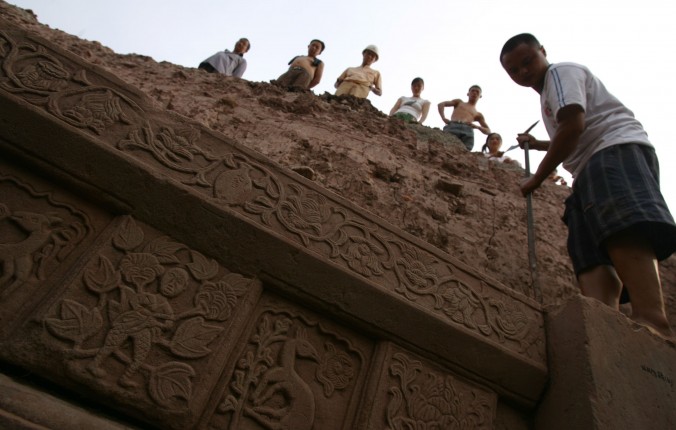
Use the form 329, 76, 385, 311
523, 141, 541, 302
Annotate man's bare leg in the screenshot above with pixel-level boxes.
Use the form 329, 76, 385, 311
577, 265, 622, 308
605, 230, 673, 338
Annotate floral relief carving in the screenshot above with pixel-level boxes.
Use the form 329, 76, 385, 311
43, 216, 254, 409
0, 176, 90, 300
387, 352, 493, 430
217, 313, 359, 429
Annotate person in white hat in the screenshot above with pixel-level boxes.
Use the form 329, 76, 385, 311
334, 45, 382, 98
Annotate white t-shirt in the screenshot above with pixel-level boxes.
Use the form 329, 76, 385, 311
541, 62, 651, 178
395, 96, 430, 120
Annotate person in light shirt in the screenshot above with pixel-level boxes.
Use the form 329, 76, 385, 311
389, 77, 431, 125
198, 38, 250, 78
334, 45, 382, 99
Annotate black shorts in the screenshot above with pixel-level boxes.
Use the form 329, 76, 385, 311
563, 143, 676, 275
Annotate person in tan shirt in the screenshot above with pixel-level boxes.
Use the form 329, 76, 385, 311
274, 39, 325, 90
438, 85, 491, 150
335, 45, 382, 99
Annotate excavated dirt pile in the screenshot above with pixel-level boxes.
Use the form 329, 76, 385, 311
2, 1, 674, 327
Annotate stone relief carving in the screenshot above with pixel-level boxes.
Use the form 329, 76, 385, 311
387, 352, 493, 430
215, 311, 361, 430
0, 175, 89, 299
0, 28, 543, 362
43, 216, 255, 410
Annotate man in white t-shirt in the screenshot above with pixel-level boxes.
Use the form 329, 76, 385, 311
500, 33, 676, 338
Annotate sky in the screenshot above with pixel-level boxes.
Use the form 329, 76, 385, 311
7, 0, 676, 212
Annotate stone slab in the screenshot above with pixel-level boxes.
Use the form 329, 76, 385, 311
536, 295, 676, 430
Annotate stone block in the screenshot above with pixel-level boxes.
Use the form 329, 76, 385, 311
536, 295, 676, 430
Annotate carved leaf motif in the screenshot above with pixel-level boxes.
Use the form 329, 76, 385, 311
170, 317, 223, 358
83, 255, 121, 293
112, 217, 144, 251
143, 236, 184, 264
148, 362, 195, 408
187, 250, 219, 281
45, 299, 103, 343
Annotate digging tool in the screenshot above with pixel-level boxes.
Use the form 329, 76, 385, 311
521, 121, 542, 302
504, 120, 539, 153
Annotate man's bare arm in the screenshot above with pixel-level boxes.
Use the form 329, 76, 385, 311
309, 62, 324, 89
520, 104, 585, 196
437, 99, 460, 123
473, 114, 491, 134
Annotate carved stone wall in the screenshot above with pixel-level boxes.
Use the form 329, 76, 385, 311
0, 19, 546, 429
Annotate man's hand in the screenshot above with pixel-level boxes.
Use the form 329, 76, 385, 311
520, 175, 544, 197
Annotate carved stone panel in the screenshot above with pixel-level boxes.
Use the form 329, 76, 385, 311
0, 159, 109, 340
205, 293, 373, 430
360, 343, 497, 430
3, 215, 262, 430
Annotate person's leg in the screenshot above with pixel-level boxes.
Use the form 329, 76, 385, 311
577, 265, 622, 308
604, 228, 673, 337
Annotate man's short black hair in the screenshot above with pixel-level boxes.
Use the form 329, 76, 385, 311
411, 77, 424, 85
500, 33, 541, 62
311, 39, 325, 53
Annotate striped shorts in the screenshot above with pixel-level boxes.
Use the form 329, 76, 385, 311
563, 143, 676, 275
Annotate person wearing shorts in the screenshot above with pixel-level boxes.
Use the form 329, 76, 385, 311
500, 33, 676, 337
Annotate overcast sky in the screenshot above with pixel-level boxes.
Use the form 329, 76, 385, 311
7, 0, 676, 212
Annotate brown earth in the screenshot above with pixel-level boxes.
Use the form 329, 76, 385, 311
2, 0, 674, 329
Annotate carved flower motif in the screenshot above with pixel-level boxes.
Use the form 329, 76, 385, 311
194, 274, 250, 321
344, 236, 385, 277
397, 247, 439, 298
16, 60, 69, 91
119, 252, 165, 290
155, 127, 199, 162
442, 286, 474, 326
279, 186, 329, 236
316, 343, 354, 397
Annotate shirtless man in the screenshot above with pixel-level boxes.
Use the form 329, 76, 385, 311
438, 85, 491, 150
274, 39, 325, 90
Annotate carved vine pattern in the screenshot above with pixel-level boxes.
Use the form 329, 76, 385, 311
217, 313, 359, 429
0, 30, 542, 360
387, 352, 493, 430
0, 175, 90, 299
43, 216, 253, 409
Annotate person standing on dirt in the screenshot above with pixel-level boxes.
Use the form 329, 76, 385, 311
198, 38, 250, 78
500, 33, 676, 338
274, 39, 325, 90
389, 77, 431, 124
437, 85, 491, 151
334, 45, 382, 99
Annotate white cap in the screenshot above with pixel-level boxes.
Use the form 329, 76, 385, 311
362, 44, 379, 61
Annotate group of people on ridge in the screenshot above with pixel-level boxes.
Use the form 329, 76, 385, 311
200, 34, 676, 338
199, 40, 506, 160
